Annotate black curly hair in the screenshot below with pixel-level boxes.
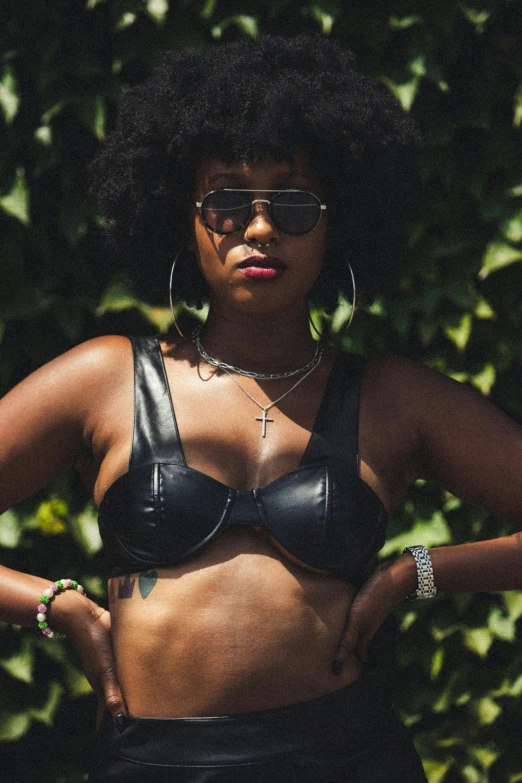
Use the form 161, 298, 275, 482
90, 34, 423, 312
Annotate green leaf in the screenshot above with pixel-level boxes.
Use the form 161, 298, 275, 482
68, 506, 102, 555
64, 663, 92, 698
0, 65, 19, 124
380, 511, 452, 557
212, 15, 258, 40
0, 638, 34, 683
503, 591, 522, 622
488, 607, 515, 641
0, 168, 30, 225
0, 510, 21, 548
72, 95, 105, 141
0, 712, 30, 741
311, 6, 335, 34
408, 55, 426, 79
422, 759, 453, 783
389, 14, 422, 29
475, 696, 502, 725
201, 0, 216, 19
115, 12, 137, 30
381, 75, 420, 111
479, 241, 522, 279
500, 211, 522, 243
470, 363, 495, 395
473, 298, 494, 319
97, 281, 138, 316
147, 0, 168, 24
444, 312, 472, 351
330, 298, 354, 333
462, 627, 493, 657
501, 673, 522, 697
431, 646, 444, 680
29, 681, 63, 726
460, 6, 491, 33
34, 125, 52, 146
36, 499, 68, 536
473, 744, 500, 769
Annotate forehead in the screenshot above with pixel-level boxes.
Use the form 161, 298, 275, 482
194, 149, 321, 190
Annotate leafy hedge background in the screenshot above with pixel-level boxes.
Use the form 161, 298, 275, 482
1, 1, 522, 781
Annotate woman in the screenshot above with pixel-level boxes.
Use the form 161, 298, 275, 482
1, 34, 522, 782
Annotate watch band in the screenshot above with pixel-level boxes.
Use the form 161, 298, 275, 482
403, 545, 437, 600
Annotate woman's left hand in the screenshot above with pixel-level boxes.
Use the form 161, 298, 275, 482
333, 556, 415, 668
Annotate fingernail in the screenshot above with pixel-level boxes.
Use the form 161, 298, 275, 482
114, 713, 128, 732
332, 659, 344, 676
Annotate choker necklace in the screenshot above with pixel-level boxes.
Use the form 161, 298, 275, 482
191, 325, 324, 381
222, 357, 323, 437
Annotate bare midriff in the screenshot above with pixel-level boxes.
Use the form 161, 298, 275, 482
109, 526, 361, 718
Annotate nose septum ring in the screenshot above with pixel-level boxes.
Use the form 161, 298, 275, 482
244, 200, 277, 250
245, 236, 274, 250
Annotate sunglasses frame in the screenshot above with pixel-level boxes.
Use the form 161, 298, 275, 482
193, 189, 327, 236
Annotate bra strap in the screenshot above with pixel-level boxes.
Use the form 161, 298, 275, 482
129, 336, 185, 467
301, 353, 365, 474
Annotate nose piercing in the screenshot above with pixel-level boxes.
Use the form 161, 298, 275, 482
246, 237, 274, 250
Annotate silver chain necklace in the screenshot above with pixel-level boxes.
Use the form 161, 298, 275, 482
191, 325, 324, 381
222, 359, 322, 437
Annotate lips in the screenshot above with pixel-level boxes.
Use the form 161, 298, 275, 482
237, 255, 287, 281
237, 255, 287, 270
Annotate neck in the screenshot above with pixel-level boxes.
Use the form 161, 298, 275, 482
198, 302, 317, 373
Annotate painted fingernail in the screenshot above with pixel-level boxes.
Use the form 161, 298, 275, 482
114, 713, 128, 732
332, 659, 344, 676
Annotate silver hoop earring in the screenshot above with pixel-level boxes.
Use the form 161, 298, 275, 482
308, 262, 356, 338
346, 262, 356, 331
169, 247, 186, 339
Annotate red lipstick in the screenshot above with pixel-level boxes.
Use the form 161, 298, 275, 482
237, 255, 287, 281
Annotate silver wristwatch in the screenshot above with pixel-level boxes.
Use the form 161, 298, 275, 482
403, 545, 437, 600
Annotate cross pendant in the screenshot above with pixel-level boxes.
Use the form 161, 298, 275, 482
255, 409, 274, 438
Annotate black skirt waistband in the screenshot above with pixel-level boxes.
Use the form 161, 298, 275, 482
96, 673, 394, 768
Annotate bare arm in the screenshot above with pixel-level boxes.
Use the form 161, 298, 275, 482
0, 336, 133, 722
335, 356, 522, 665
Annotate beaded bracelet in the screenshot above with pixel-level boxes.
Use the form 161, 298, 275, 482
36, 579, 86, 638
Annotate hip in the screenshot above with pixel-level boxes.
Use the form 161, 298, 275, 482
88, 669, 427, 782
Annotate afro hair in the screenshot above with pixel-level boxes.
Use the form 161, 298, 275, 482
90, 34, 423, 312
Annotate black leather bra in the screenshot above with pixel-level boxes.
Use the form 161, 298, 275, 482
98, 337, 388, 584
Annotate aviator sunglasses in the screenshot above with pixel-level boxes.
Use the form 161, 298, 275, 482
194, 189, 327, 236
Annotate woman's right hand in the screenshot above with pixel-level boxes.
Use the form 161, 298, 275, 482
54, 592, 127, 730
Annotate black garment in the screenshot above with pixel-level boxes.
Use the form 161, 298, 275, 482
98, 338, 388, 582
88, 673, 427, 782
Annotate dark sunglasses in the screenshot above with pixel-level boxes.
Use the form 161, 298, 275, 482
194, 189, 327, 236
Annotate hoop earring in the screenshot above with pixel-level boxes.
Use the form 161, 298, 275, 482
346, 262, 356, 331
308, 262, 356, 338
169, 247, 186, 339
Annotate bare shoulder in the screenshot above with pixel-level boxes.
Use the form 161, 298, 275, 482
361, 354, 522, 520
0, 336, 134, 511
39, 334, 133, 384
362, 353, 482, 412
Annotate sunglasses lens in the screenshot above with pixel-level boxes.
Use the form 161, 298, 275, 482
201, 191, 251, 233
272, 191, 322, 235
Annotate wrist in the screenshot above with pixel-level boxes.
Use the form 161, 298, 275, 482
46, 587, 101, 639
403, 545, 437, 600
385, 553, 419, 603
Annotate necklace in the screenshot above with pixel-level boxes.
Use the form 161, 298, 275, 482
222, 358, 322, 438
191, 325, 324, 380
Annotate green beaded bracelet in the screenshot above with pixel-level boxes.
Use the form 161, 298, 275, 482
36, 579, 86, 639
